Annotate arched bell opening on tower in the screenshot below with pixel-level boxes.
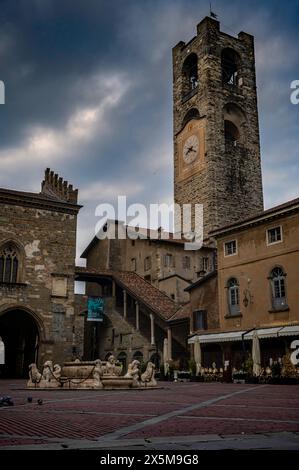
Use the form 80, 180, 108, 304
224, 120, 240, 146
181, 107, 200, 129
223, 103, 246, 148
221, 48, 241, 86
182, 53, 198, 98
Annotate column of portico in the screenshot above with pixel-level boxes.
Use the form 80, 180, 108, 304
123, 290, 127, 319
150, 313, 155, 345
167, 327, 172, 361
135, 301, 140, 331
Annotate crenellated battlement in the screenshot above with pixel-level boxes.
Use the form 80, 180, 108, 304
41, 168, 78, 204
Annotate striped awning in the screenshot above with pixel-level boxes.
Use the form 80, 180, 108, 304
188, 330, 246, 344
244, 327, 282, 340
188, 325, 299, 345
278, 325, 299, 337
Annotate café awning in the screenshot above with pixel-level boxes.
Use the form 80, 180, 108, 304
188, 325, 299, 345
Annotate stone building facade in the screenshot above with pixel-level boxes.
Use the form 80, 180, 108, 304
75, 267, 190, 370
188, 198, 299, 369
81, 220, 216, 304
0, 169, 81, 377
173, 16, 264, 238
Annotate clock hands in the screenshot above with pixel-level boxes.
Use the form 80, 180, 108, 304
186, 145, 196, 155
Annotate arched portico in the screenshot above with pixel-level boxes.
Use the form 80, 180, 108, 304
0, 306, 43, 378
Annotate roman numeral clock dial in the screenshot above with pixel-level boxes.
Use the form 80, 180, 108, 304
183, 134, 199, 164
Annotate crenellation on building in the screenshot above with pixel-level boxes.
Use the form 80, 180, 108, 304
173, 16, 263, 239
0, 170, 81, 377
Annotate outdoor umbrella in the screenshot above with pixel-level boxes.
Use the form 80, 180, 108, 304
163, 338, 169, 376
252, 330, 261, 377
194, 337, 202, 376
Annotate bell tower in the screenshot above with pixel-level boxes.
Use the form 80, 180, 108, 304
173, 16, 263, 239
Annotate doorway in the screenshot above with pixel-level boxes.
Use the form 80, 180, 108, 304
0, 309, 39, 378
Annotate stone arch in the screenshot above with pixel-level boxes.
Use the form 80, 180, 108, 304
221, 48, 241, 86
117, 351, 127, 373
133, 350, 143, 363
182, 107, 200, 129
223, 102, 247, 145
0, 305, 44, 378
0, 304, 44, 339
149, 352, 161, 369
182, 53, 198, 96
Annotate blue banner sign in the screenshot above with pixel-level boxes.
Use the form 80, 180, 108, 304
87, 297, 105, 322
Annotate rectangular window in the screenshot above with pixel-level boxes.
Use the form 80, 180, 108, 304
230, 288, 239, 306
267, 226, 282, 245
193, 310, 207, 331
182, 256, 191, 269
131, 258, 137, 271
224, 240, 237, 256
164, 254, 174, 268
202, 257, 209, 272
144, 256, 151, 271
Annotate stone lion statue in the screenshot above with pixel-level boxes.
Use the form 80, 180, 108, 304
93, 359, 104, 388
27, 363, 42, 387
125, 360, 140, 387
53, 364, 61, 380
141, 361, 157, 387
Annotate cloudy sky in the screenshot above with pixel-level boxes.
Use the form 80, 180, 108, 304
0, 0, 298, 258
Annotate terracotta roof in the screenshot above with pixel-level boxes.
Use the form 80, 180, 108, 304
75, 267, 189, 322
184, 270, 217, 292
168, 302, 191, 322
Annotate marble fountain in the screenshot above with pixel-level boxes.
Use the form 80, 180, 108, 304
27, 355, 157, 390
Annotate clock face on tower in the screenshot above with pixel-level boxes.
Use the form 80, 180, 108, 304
183, 134, 199, 164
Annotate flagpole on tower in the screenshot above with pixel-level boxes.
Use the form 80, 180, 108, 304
209, 2, 218, 19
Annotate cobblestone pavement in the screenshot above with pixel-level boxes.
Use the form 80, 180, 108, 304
1, 380, 299, 450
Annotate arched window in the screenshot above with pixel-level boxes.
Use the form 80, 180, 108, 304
269, 267, 287, 310
225, 120, 240, 145
117, 351, 127, 373
227, 278, 240, 315
133, 351, 143, 363
149, 352, 161, 369
0, 244, 20, 284
223, 103, 246, 148
182, 53, 198, 97
221, 48, 241, 86
182, 107, 200, 129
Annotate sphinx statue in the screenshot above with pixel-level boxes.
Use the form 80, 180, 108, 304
141, 361, 157, 387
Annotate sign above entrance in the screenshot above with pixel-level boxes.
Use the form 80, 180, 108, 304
87, 297, 105, 322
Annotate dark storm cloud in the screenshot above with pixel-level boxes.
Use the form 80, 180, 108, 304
0, 0, 298, 255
